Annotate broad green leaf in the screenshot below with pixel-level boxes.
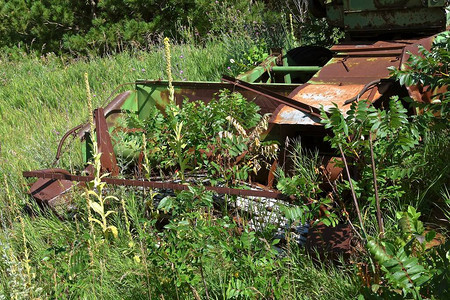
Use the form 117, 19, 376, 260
413, 274, 431, 286
406, 264, 425, 275
157, 196, 173, 211
367, 239, 391, 263
89, 201, 103, 215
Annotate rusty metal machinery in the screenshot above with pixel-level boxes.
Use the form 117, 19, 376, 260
308, 0, 447, 37
23, 2, 449, 219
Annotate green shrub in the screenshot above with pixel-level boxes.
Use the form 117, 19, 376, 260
0, 0, 287, 55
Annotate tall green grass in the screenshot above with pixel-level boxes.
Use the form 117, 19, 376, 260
0, 40, 239, 206
0, 35, 363, 299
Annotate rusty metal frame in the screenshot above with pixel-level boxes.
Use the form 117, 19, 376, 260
23, 170, 288, 200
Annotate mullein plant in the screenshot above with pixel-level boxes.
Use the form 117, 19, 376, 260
170, 121, 188, 182
83, 73, 118, 240
164, 37, 175, 105
289, 14, 297, 43
164, 37, 189, 182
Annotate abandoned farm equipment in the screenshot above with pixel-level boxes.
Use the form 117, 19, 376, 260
23, 0, 449, 249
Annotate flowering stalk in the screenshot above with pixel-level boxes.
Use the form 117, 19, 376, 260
289, 14, 296, 42
164, 37, 175, 104
84, 72, 95, 136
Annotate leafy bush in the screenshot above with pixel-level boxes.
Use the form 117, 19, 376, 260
115, 89, 279, 185
320, 31, 449, 299
276, 140, 339, 227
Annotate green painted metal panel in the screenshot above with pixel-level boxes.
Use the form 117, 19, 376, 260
428, 0, 446, 7
343, 0, 445, 10
120, 91, 138, 112
343, 7, 446, 33
81, 133, 92, 164
344, 0, 426, 11
326, 4, 344, 28
328, 0, 446, 32
282, 49, 291, 84
236, 56, 278, 83
136, 83, 158, 120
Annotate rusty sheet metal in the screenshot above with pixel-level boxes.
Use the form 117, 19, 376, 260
136, 80, 298, 116
77, 91, 132, 139
407, 85, 448, 105
221, 76, 323, 119
270, 83, 381, 125
400, 36, 439, 104
236, 55, 279, 83
269, 39, 434, 125
29, 169, 74, 204
312, 40, 410, 85
400, 36, 434, 64
306, 224, 354, 257
311, 56, 400, 85
23, 170, 289, 200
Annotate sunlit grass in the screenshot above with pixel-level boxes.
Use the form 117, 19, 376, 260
0, 31, 365, 299
0, 40, 242, 204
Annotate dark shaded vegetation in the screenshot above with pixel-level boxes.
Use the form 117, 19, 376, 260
0, 0, 287, 55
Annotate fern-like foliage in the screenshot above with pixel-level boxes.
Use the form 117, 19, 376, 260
367, 239, 432, 298
365, 206, 448, 299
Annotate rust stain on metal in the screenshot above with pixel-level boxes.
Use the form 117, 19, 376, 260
268, 39, 440, 126
23, 170, 289, 200
306, 224, 354, 256
324, 157, 343, 182
313, 56, 399, 84
312, 41, 410, 85
271, 84, 381, 125
76, 91, 132, 139
54, 124, 83, 165
139, 80, 298, 115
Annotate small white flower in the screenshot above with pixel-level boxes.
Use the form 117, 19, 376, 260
230, 58, 235, 64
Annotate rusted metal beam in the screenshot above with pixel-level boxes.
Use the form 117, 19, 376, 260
221, 75, 324, 119
23, 170, 288, 200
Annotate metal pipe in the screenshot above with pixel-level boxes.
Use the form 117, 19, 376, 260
271, 66, 321, 72
53, 124, 84, 166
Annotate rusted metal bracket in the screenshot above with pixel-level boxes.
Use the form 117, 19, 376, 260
94, 107, 119, 176
23, 170, 288, 200
221, 75, 324, 119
